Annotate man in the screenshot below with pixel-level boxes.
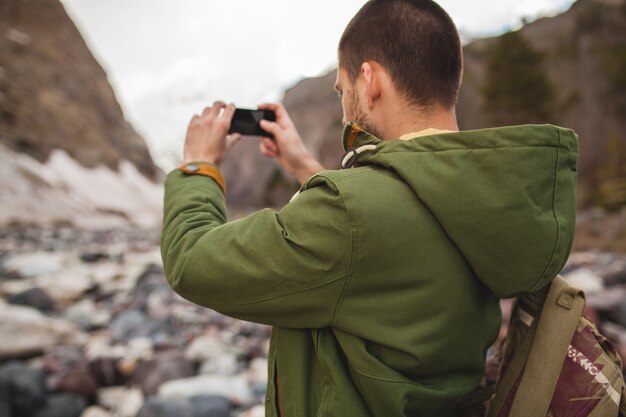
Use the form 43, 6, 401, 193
161, 0, 578, 416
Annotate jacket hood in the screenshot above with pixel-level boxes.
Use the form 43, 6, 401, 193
341, 123, 578, 298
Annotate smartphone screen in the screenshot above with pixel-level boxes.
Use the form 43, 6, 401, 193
228, 108, 276, 138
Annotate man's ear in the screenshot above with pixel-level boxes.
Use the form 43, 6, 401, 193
360, 61, 381, 109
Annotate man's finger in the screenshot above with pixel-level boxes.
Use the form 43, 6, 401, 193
259, 102, 288, 118
209, 101, 226, 118
260, 120, 281, 136
259, 139, 277, 158
202, 107, 212, 117
222, 103, 236, 122
226, 133, 242, 150
190, 114, 201, 124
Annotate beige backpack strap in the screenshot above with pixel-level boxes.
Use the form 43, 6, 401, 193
508, 275, 585, 417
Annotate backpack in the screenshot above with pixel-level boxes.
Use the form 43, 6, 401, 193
459, 275, 626, 417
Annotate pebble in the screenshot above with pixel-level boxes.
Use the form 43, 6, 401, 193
2, 225, 622, 415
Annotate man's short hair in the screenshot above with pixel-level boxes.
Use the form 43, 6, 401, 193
338, 0, 463, 109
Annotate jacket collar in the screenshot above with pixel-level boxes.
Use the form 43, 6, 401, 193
341, 122, 382, 151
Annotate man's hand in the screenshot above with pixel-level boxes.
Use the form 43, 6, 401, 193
184, 101, 242, 166
258, 103, 325, 184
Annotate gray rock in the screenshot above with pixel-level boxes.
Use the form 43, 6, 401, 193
132, 351, 195, 395
586, 287, 626, 311
189, 395, 232, 417
64, 299, 110, 330
7, 287, 55, 312
136, 397, 192, 417
110, 309, 174, 344
0, 361, 46, 417
110, 310, 147, 342
33, 393, 87, 417
158, 374, 253, 404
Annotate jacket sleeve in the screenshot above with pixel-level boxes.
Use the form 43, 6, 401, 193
160, 166, 352, 328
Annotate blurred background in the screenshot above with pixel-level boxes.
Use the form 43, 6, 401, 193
0, 0, 625, 416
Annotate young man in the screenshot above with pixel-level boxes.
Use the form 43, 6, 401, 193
161, 1, 579, 416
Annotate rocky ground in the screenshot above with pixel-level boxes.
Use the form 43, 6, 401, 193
0, 225, 624, 417
0, 225, 268, 417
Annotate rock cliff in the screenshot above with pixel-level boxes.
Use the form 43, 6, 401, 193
250, 0, 626, 211
0, 0, 162, 228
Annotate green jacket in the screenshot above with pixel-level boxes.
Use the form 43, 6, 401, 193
161, 123, 578, 417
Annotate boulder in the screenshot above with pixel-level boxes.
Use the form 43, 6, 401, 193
0, 302, 87, 360
132, 351, 195, 395
7, 287, 55, 312
185, 331, 227, 363
136, 397, 192, 417
199, 353, 239, 376
562, 268, 604, 295
32, 393, 87, 417
189, 395, 232, 417
158, 374, 252, 404
110, 310, 147, 342
64, 299, 111, 330
2, 251, 65, 278
0, 361, 47, 417
97, 386, 144, 417
80, 405, 113, 417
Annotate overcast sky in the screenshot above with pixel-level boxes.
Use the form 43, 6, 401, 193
60, 0, 576, 171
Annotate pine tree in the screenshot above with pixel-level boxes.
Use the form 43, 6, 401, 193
482, 30, 555, 126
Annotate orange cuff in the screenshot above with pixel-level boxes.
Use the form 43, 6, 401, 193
178, 163, 227, 194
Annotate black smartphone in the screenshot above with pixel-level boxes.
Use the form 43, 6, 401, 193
228, 108, 276, 138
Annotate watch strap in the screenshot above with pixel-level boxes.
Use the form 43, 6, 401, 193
179, 163, 227, 194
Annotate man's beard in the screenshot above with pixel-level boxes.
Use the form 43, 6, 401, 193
348, 89, 382, 139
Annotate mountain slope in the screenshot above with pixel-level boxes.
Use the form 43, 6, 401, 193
0, 0, 160, 181
0, 0, 163, 228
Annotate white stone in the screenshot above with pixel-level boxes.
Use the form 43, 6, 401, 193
2, 251, 66, 277
158, 374, 252, 404
0, 302, 87, 360
199, 353, 239, 375
127, 337, 154, 360
97, 386, 144, 417
80, 405, 113, 417
238, 404, 266, 417
246, 357, 268, 387
34, 271, 94, 304
563, 268, 604, 295
184, 332, 226, 362
64, 299, 110, 329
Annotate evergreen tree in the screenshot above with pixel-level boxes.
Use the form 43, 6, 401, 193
482, 30, 555, 126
